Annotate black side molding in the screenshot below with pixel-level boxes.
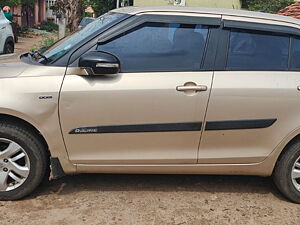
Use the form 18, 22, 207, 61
69, 122, 202, 134
205, 119, 277, 131
69, 119, 277, 135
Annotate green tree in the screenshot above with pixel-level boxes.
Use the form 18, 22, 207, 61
0, 0, 36, 8
86, 0, 116, 16
243, 0, 295, 13
83, 0, 133, 17
0, 0, 20, 8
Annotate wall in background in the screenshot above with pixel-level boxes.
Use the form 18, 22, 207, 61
134, 0, 242, 9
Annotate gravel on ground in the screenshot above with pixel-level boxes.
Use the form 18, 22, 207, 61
1, 174, 300, 225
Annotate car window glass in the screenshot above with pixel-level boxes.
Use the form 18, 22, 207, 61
290, 37, 300, 70
227, 29, 289, 70
42, 13, 127, 63
0, 9, 5, 20
97, 22, 209, 72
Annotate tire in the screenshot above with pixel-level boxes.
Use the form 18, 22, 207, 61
273, 140, 300, 203
3, 39, 14, 54
0, 122, 48, 200
12, 22, 18, 43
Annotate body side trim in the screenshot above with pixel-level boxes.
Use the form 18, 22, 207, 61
69, 119, 277, 134
205, 119, 277, 131
69, 122, 203, 134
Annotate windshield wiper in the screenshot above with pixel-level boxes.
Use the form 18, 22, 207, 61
28, 51, 50, 63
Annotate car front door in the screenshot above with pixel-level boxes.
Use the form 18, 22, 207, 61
59, 14, 220, 164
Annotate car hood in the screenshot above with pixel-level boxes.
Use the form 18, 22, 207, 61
0, 61, 30, 78
0, 56, 67, 78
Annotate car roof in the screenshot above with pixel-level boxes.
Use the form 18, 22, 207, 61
112, 6, 300, 26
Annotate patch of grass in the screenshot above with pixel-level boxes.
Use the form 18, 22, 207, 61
35, 21, 59, 32
31, 33, 59, 52
18, 26, 30, 37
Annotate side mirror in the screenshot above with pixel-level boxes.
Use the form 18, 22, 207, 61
78, 51, 120, 75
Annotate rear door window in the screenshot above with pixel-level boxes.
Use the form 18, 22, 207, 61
290, 37, 300, 70
97, 22, 209, 72
227, 29, 289, 71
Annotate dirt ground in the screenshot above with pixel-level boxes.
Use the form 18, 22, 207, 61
0, 35, 44, 63
0, 36, 300, 225
14, 36, 44, 55
0, 174, 300, 225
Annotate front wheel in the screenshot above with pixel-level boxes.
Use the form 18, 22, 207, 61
273, 140, 300, 203
0, 123, 48, 200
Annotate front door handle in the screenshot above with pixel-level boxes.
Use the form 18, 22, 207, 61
176, 85, 208, 92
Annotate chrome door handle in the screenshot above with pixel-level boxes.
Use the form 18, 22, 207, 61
176, 85, 208, 92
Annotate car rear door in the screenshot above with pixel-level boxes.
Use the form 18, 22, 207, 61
59, 14, 221, 164
199, 16, 300, 164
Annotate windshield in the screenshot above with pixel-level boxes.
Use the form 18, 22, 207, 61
79, 17, 95, 27
39, 13, 127, 63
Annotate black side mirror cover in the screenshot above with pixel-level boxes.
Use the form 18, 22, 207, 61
79, 51, 120, 75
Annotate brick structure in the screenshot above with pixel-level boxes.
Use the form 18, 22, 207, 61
278, 2, 300, 19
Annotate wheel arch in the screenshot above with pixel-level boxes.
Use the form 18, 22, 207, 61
6, 36, 14, 43
270, 129, 300, 175
0, 113, 49, 154
0, 113, 59, 178
0, 112, 75, 175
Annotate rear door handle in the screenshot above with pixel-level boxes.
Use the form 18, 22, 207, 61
176, 85, 208, 92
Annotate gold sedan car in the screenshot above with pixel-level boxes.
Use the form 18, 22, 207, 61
1, 7, 300, 203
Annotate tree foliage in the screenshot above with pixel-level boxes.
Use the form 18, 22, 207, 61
0, 0, 20, 7
84, 0, 133, 17
0, 0, 36, 8
84, 0, 116, 16
243, 0, 295, 13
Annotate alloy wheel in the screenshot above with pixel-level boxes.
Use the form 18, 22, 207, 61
291, 155, 300, 192
0, 138, 30, 192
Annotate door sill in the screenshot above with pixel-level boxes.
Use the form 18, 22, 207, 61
75, 161, 271, 176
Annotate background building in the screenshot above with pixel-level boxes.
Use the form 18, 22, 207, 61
12, 0, 46, 27
278, 1, 300, 19
134, 0, 242, 9
46, 0, 57, 21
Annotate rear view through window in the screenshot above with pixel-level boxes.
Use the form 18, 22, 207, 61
98, 22, 209, 72
227, 30, 289, 70
291, 37, 300, 70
